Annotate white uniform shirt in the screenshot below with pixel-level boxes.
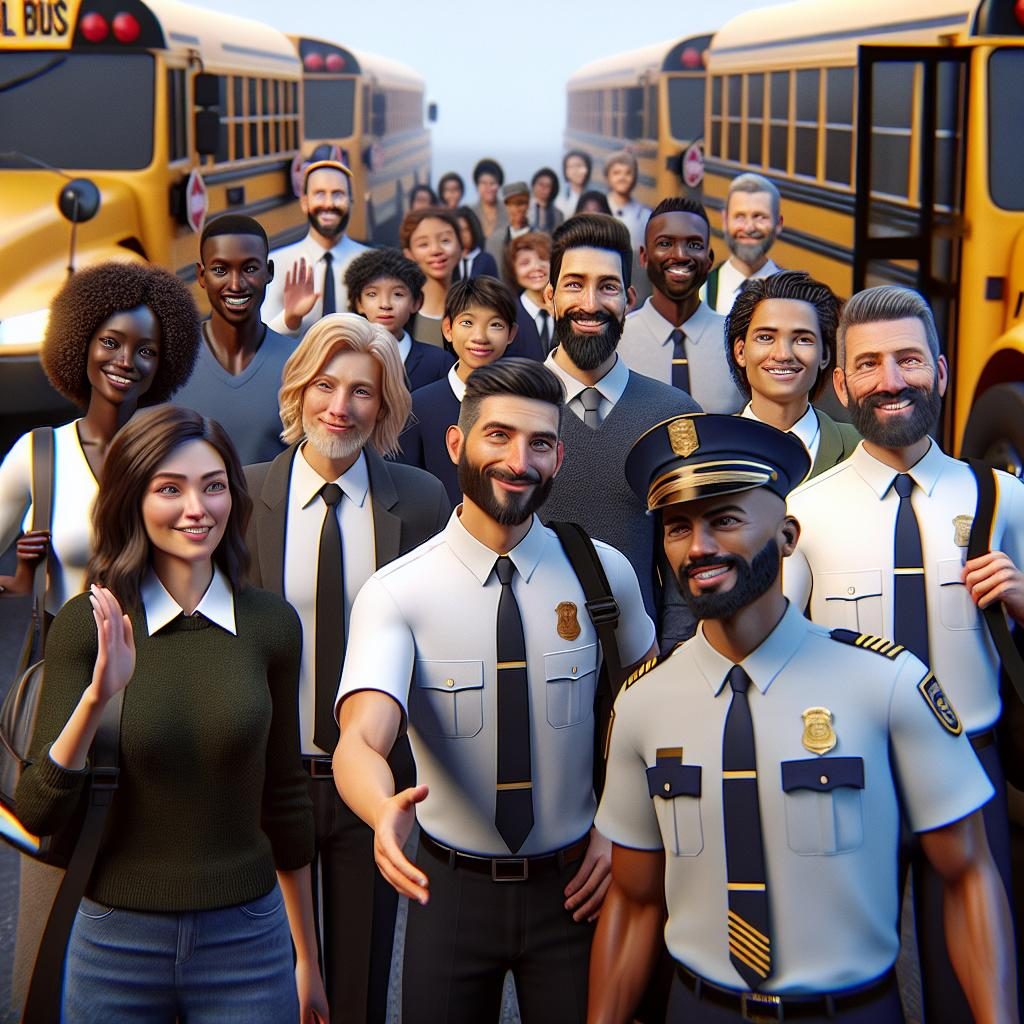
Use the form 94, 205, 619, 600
543, 350, 629, 426
141, 566, 237, 636
785, 440, 1024, 731
0, 420, 95, 613
284, 445, 375, 755
705, 258, 781, 315
261, 232, 369, 338
742, 402, 821, 464
337, 511, 656, 855
598, 601, 993, 993
607, 197, 651, 252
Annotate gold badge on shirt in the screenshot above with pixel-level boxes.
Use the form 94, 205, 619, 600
801, 707, 836, 755
953, 515, 973, 549
556, 601, 581, 641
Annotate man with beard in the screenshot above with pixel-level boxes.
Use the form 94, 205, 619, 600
540, 214, 701, 648
784, 284, 1024, 1023
243, 314, 450, 1024
703, 173, 784, 316
334, 358, 657, 1024
619, 198, 744, 413
587, 413, 1016, 1024
262, 160, 369, 337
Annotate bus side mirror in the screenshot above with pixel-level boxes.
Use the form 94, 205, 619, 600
195, 111, 221, 156
427, 102, 438, 123
58, 179, 101, 224
194, 73, 220, 109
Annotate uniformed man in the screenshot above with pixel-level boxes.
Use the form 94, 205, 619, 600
783, 284, 1024, 1021
333, 358, 657, 1024
588, 413, 1016, 1024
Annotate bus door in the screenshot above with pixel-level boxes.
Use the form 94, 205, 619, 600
852, 46, 970, 444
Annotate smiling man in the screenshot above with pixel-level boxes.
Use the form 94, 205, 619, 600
619, 198, 743, 413
172, 214, 296, 465
334, 358, 657, 1024
784, 284, 1024, 1023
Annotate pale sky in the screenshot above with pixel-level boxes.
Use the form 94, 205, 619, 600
188, 0, 783, 188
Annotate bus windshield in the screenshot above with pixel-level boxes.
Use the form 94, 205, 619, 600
989, 49, 1024, 211
304, 78, 356, 139
667, 76, 704, 143
0, 52, 154, 170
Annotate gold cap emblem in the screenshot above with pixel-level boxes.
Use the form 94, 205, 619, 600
953, 515, 973, 548
556, 601, 581, 641
801, 707, 836, 755
668, 418, 699, 458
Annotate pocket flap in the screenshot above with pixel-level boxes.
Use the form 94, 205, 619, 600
646, 762, 702, 799
414, 660, 484, 693
544, 644, 598, 682
937, 557, 965, 587
781, 756, 864, 793
820, 570, 883, 601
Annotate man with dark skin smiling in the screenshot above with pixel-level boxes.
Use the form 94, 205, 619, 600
173, 214, 296, 465
620, 198, 744, 413
589, 413, 1017, 1024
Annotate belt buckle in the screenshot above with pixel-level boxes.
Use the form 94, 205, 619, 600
740, 992, 781, 1023
491, 857, 529, 882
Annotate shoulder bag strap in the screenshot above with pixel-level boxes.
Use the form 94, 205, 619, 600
966, 459, 1024, 705
22, 689, 123, 1024
706, 266, 720, 310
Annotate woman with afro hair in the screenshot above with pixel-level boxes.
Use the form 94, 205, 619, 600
0, 261, 200, 610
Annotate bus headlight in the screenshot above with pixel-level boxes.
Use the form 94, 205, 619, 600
0, 308, 50, 347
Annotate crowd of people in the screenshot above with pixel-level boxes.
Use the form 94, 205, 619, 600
0, 147, 1021, 1024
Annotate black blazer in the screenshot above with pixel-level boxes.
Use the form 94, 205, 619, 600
453, 250, 499, 282
243, 444, 451, 594
511, 299, 550, 362
405, 338, 455, 392
397, 378, 462, 506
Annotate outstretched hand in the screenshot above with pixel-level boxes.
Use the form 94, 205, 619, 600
283, 257, 319, 330
373, 784, 430, 903
88, 584, 135, 703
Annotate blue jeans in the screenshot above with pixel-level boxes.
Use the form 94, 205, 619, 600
62, 886, 299, 1023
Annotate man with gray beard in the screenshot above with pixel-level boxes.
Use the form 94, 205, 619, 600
784, 284, 1024, 1024
243, 313, 450, 1024
539, 214, 701, 648
703, 173, 784, 316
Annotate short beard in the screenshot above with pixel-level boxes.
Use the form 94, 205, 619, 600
677, 538, 780, 620
726, 230, 774, 265
845, 384, 941, 448
303, 417, 371, 462
458, 453, 553, 527
308, 208, 350, 240
554, 312, 622, 371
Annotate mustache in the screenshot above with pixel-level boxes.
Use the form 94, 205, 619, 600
487, 467, 541, 486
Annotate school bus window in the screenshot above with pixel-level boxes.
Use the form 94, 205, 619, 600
794, 68, 819, 178
932, 62, 964, 211
625, 87, 643, 139
0, 53, 154, 170
727, 75, 742, 161
988, 49, 1024, 210
710, 75, 723, 156
769, 70, 789, 172
747, 72, 765, 167
870, 63, 913, 199
167, 68, 188, 162
305, 78, 356, 138
824, 67, 854, 187
646, 83, 658, 138
670, 75, 705, 144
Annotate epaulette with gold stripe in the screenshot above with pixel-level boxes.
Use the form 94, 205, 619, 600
829, 628, 905, 659
624, 654, 662, 689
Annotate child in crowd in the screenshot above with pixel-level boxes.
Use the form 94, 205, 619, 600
400, 208, 462, 349
345, 248, 454, 391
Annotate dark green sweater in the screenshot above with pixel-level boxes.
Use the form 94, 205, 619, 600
16, 586, 314, 912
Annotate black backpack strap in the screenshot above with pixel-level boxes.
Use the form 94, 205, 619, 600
706, 266, 720, 311
966, 459, 1024, 706
22, 689, 123, 1024
16, 427, 54, 676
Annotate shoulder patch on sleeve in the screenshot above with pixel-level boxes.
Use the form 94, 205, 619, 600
829, 629, 905, 660
917, 672, 963, 735
624, 654, 662, 689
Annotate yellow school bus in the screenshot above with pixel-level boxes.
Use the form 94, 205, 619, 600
564, 33, 712, 209
293, 36, 434, 247
0, 0, 307, 436
704, 0, 1024, 465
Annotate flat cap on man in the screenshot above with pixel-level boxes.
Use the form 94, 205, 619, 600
500, 181, 529, 202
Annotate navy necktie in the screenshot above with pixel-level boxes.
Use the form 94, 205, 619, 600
494, 556, 533, 852
579, 387, 601, 428
670, 328, 691, 394
314, 483, 344, 751
723, 665, 773, 989
321, 251, 336, 316
537, 310, 551, 354
893, 474, 929, 663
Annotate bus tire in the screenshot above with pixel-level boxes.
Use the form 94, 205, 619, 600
960, 382, 1024, 477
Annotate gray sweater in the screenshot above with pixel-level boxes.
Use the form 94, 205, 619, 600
540, 370, 700, 648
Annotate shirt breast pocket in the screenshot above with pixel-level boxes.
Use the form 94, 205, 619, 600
544, 644, 598, 729
646, 762, 703, 857
781, 757, 865, 856
937, 557, 981, 630
820, 570, 884, 635
411, 660, 484, 739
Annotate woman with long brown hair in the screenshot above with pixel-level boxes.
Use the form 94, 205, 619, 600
15, 405, 327, 1023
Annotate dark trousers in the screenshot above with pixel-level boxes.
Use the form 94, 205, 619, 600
667, 970, 905, 1024
307, 736, 414, 1024
913, 737, 1016, 1023
402, 838, 592, 1024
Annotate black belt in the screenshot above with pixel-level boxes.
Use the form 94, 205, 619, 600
419, 831, 588, 882
302, 756, 334, 779
674, 963, 895, 1022
969, 729, 995, 753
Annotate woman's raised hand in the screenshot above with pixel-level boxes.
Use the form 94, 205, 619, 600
89, 584, 135, 702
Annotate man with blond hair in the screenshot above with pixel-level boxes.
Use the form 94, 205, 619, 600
244, 313, 450, 1023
